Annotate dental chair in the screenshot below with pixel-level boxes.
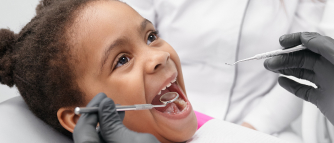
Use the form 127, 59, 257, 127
0, 96, 72, 143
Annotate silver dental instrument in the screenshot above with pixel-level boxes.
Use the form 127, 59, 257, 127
225, 45, 306, 66
75, 92, 179, 115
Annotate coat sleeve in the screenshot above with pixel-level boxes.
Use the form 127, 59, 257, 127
244, 0, 327, 134
120, 0, 157, 26
243, 80, 303, 134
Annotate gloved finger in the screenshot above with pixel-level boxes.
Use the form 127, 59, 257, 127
87, 92, 107, 107
277, 68, 315, 83
278, 76, 318, 105
130, 133, 160, 143
74, 113, 102, 143
118, 111, 125, 121
264, 50, 320, 72
98, 132, 107, 143
279, 32, 302, 48
98, 98, 125, 142
73, 93, 107, 143
96, 126, 107, 143
300, 32, 334, 64
98, 97, 123, 132
98, 98, 160, 143
115, 104, 125, 121
76, 93, 107, 129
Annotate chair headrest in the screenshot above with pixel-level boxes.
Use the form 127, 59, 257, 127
0, 96, 72, 143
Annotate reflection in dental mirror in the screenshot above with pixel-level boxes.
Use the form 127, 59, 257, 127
160, 92, 179, 104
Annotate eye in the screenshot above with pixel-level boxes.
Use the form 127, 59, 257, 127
146, 31, 158, 45
114, 54, 130, 69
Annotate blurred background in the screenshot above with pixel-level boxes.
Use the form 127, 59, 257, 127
0, 0, 40, 102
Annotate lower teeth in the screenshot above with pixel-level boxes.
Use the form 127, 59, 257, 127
163, 98, 187, 114
174, 98, 187, 110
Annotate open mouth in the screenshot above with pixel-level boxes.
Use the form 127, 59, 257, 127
151, 77, 188, 114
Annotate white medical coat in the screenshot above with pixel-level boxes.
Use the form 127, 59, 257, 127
121, 0, 326, 135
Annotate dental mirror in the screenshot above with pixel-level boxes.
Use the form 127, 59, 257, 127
160, 92, 179, 104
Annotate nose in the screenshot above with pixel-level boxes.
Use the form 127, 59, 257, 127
145, 50, 170, 74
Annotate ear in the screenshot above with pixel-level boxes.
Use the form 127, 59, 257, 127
57, 107, 80, 133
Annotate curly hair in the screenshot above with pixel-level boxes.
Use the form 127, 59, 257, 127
0, 0, 108, 139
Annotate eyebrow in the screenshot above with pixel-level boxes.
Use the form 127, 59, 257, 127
139, 19, 152, 33
100, 38, 127, 71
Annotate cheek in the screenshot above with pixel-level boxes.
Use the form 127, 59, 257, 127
170, 52, 181, 70
101, 74, 159, 134
98, 65, 165, 139
164, 44, 181, 71
122, 110, 158, 136
167, 48, 187, 95
103, 74, 145, 105
109, 77, 159, 137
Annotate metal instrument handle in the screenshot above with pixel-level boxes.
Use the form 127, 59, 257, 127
254, 45, 306, 59
134, 104, 154, 110
75, 104, 167, 115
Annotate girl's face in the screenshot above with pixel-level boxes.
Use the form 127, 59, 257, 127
68, 1, 197, 142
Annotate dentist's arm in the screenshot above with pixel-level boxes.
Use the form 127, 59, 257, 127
73, 93, 159, 143
243, 83, 302, 133
264, 32, 334, 125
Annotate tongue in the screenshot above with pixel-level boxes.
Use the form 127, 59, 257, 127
156, 102, 181, 114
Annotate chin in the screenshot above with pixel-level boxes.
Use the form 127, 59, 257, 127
153, 112, 197, 143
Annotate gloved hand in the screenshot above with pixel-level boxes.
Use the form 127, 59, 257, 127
73, 93, 160, 143
264, 32, 334, 126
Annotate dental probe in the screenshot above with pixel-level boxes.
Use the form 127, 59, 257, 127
75, 92, 179, 115
225, 45, 306, 66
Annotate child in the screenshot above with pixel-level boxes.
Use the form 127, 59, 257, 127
0, 0, 197, 142
0, 0, 293, 142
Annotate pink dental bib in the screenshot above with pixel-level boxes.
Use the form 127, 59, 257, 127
194, 111, 214, 129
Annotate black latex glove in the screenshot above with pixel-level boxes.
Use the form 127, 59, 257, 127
264, 32, 334, 125
73, 93, 160, 143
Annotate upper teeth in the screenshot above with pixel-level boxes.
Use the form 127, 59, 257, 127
158, 77, 177, 95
